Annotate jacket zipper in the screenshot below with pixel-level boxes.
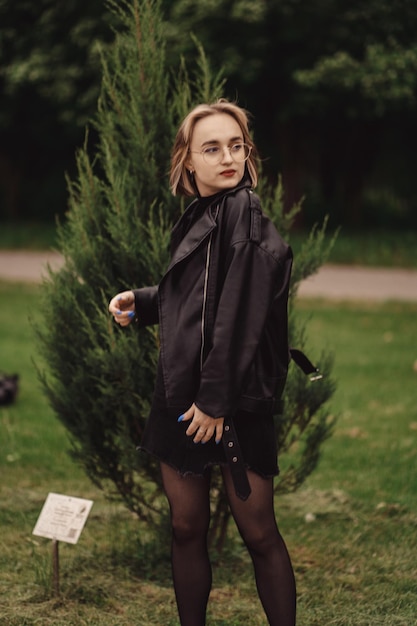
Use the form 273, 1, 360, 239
200, 205, 219, 371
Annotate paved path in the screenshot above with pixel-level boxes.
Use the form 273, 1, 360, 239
297, 264, 417, 302
0, 250, 416, 302
0, 251, 64, 283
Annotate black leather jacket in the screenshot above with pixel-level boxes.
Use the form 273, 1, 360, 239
133, 181, 293, 419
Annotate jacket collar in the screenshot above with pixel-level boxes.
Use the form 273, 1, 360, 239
168, 178, 252, 271
168, 206, 217, 271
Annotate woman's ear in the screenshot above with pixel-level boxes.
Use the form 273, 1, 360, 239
185, 156, 194, 173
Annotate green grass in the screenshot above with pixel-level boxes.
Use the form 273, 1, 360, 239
1, 282, 417, 624
325, 228, 417, 268
288, 228, 417, 268
0, 221, 58, 251
295, 300, 417, 506
1, 221, 417, 268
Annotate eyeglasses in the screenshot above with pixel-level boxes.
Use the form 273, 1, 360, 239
189, 143, 252, 165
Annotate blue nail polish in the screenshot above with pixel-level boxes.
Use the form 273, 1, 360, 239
215, 439, 221, 445
177, 414, 184, 422
127, 311, 135, 318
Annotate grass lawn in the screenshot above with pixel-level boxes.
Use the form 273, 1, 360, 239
0, 282, 416, 625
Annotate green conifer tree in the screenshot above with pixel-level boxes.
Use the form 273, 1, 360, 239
35, 0, 335, 544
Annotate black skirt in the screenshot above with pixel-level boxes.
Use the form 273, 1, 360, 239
138, 361, 279, 479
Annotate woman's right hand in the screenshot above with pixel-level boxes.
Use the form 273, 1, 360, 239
108, 290, 136, 327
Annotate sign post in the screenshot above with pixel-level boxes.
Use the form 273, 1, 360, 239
33, 493, 93, 595
52, 539, 60, 595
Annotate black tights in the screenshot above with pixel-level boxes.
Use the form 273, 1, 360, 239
160, 462, 296, 626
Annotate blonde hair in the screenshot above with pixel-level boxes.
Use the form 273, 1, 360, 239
169, 99, 258, 196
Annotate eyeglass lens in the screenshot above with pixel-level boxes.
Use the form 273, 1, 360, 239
202, 144, 251, 164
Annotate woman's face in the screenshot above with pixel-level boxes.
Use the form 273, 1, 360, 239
187, 113, 246, 197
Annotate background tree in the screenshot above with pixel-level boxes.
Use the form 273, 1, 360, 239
2, 0, 417, 228
0, 0, 115, 219
164, 0, 417, 228
35, 0, 335, 547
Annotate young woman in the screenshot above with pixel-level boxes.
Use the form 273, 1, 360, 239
108, 99, 296, 626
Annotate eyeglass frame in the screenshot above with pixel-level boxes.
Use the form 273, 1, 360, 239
189, 142, 252, 165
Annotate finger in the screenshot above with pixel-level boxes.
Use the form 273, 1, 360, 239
201, 424, 216, 444
109, 291, 134, 314
177, 404, 195, 424
109, 296, 125, 315
112, 310, 134, 327
189, 415, 217, 443
197, 419, 221, 444
215, 420, 224, 444
108, 296, 121, 315
193, 425, 212, 444
122, 310, 136, 324
187, 416, 207, 440
185, 409, 208, 437
118, 292, 134, 307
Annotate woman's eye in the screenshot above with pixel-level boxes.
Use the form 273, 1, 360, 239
231, 144, 243, 153
204, 147, 220, 155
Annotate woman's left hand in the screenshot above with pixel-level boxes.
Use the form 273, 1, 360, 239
179, 403, 224, 445
108, 290, 136, 327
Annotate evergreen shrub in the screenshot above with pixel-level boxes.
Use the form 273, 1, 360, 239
35, 0, 336, 546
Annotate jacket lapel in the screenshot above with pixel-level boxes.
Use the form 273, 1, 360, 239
167, 180, 251, 273
167, 206, 218, 272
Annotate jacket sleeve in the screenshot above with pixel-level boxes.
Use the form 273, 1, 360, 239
132, 286, 159, 328
194, 238, 286, 418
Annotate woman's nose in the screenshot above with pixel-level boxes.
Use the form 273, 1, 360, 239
220, 146, 233, 163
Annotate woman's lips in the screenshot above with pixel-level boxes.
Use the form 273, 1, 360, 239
220, 169, 236, 177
